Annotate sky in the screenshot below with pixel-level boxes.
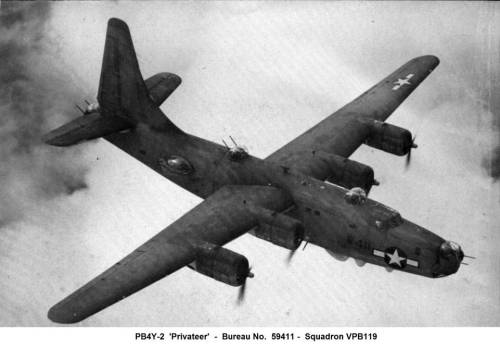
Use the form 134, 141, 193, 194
0, 1, 499, 326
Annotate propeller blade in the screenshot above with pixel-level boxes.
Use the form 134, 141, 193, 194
286, 249, 297, 265
405, 148, 412, 168
405, 134, 417, 169
237, 266, 253, 304
237, 281, 246, 304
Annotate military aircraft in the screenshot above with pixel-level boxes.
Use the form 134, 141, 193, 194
43, 18, 465, 324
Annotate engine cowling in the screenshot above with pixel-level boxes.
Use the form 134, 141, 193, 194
250, 207, 304, 250
323, 154, 375, 193
144, 72, 182, 107
253, 223, 304, 250
365, 120, 413, 156
190, 242, 251, 286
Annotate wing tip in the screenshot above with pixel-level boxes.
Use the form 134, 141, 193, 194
108, 17, 129, 31
414, 55, 440, 69
47, 304, 82, 324
41, 130, 67, 147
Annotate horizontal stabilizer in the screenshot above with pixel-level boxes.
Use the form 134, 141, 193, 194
145, 72, 182, 107
42, 112, 133, 147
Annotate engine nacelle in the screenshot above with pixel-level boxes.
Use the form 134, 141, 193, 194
250, 207, 304, 250
365, 120, 413, 156
323, 153, 375, 193
144, 72, 182, 107
253, 223, 304, 250
190, 242, 250, 286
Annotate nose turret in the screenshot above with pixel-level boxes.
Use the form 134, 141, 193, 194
434, 241, 464, 277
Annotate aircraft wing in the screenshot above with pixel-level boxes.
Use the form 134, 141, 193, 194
266, 56, 439, 180
48, 185, 291, 323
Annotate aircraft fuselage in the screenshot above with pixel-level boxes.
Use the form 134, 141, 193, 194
105, 123, 461, 278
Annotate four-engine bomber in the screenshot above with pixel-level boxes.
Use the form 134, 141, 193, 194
42, 18, 465, 324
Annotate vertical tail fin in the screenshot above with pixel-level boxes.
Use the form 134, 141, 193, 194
98, 18, 182, 132
42, 18, 182, 147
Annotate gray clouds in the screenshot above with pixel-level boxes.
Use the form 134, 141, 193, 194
0, 2, 89, 226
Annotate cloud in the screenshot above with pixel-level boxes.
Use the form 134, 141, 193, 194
0, 2, 90, 226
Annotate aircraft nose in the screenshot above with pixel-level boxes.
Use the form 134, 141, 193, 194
434, 241, 464, 277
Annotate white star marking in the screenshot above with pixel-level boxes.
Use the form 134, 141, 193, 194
373, 248, 419, 268
386, 248, 406, 267
392, 73, 414, 90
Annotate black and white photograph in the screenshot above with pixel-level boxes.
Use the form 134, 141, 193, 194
0, 0, 499, 334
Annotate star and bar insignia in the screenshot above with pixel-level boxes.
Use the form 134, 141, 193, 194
373, 247, 419, 269
392, 73, 414, 90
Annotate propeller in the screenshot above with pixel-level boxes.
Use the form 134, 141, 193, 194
237, 266, 253, 304
286, 238, 310, 265
237, 281, 246, 303
286, 249, 297, 265
405, 134, 418, 169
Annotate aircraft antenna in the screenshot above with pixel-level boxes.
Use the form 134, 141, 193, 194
74, 104, 85, 114
84, 99, 91, 105
464, 255, 476, 259
222, 139, 230, 150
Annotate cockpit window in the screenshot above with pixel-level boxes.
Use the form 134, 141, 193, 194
373, 205, 403, 230
159, 155, 194, 175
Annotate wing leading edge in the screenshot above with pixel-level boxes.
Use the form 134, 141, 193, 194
48, 185, 292, 324
266, 55, 439, 179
